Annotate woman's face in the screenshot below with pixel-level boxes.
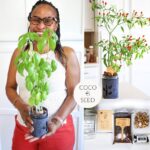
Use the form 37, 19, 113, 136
29, 4, 58, 36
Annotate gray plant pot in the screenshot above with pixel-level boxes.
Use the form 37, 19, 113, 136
30, 107, 48, 137
102, 75, 119, 99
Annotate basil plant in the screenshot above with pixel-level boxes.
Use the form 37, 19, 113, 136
15, 29, 58, 111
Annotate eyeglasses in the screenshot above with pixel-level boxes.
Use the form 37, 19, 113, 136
29, 16, 58, 26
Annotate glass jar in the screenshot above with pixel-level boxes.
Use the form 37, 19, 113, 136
84, 110, 96, 139
86, 49, 90, 63
88, 45, 96, 63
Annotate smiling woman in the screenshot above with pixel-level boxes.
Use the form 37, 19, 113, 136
5, 0, 80, 150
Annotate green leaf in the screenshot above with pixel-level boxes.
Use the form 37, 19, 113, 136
112, 36, 117, 43
51, 60, 57, 72
33, 52, 41, 65
31, 90, 37, 97
121, 26, 124, 32
28, 97, 35, 106
28, 32, 39, 41
26, 80, 33, 91
37, 37, 47, 53
41, 61, 49, 70
30, 72, 38, 82
18, 37, 28, 50
44, 82, 49, 94
103, 53, 108, 67
43, 29, 49, 37
39, 58, 45, 66
26, 62, 35, 74
48, 37, 56, 51
41, 91, 47, 101
46, 69, 52, 77
35, 92, 42, 104
39, 70, 46, 79
17, 63, 25, 76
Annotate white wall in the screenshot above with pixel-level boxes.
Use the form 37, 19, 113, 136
0, 0, 84, 150
129, 0, 150, 96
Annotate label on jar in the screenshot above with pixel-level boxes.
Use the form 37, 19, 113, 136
116, 118, 130, 127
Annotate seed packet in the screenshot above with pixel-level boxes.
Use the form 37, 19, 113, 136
113, 111, 132, 143
97, 110, 113, 132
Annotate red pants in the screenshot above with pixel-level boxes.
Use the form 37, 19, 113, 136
12, 115, 75, 150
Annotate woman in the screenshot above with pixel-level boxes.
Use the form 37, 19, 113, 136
5, 0, 80, 150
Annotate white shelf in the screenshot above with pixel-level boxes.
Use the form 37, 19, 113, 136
97, 82, 150, 110
84, 63, 100, 80
84, 133, 150, 150
84, 63, 99, 68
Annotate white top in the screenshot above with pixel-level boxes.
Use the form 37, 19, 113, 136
16, 51, 67, 125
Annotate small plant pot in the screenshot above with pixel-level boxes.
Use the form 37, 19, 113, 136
30, 107, 48, 137
102, 75, 119, 99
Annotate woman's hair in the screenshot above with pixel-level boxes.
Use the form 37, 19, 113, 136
28, 0, 64, 62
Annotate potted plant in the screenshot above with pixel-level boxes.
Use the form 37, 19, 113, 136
91, 0, 150, 98
15, 28, 58, 137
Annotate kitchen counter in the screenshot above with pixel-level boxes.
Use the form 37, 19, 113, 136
98, 82, 150, 110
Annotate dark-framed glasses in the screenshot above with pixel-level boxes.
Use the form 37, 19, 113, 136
29, 16, 58, 26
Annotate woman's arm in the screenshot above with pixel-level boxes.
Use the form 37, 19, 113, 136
46, 47, 80, 136
54, 46, 80, 120
6, 49, 23, 107
5, 49, 33, 129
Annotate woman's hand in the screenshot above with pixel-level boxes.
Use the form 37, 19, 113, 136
42, 117, 62, 139
25, 134, 40, 142
18, 103, 33, 132
25, 117, 62, 142
48, 118, 62, 135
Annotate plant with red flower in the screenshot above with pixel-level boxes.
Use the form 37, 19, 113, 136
90, 0, 150, 76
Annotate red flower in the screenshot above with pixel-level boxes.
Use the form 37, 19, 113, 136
127, 45, 132, 51
128, 36, 132, 41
